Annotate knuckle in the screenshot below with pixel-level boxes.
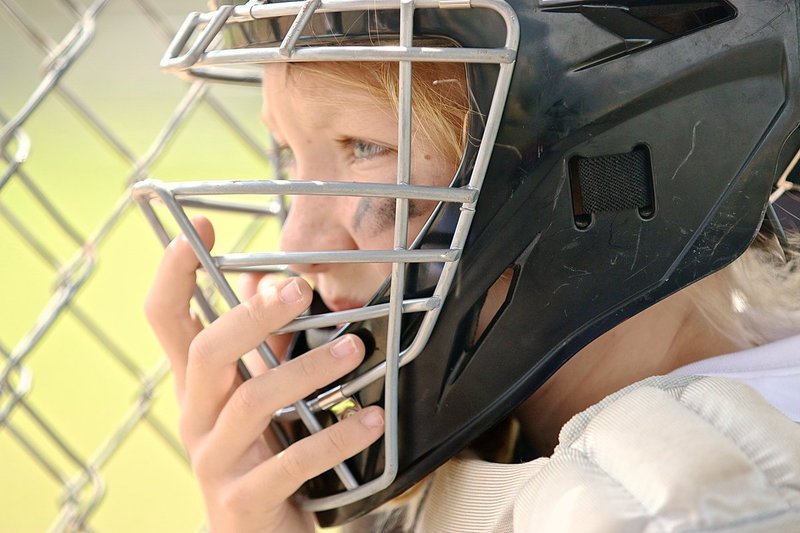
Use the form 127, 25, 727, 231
277, 449, 310, 484
295, 352, 319, 382
325, 426, 351, 458
217, 482, 252, 514
230, 380, 261, 416
189, 441, 217, 483
187, 333, 214, 368
243, 296, 272, 327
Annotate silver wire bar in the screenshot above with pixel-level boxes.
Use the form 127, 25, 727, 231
152, 186, 361, 491
328, 56, 520, 404
162, 6, 234, 71
79, 81, 210, 272
274, 1, 521, 451
133, 0, 276, 165
140, 178, 478, 204
274, 297, 439, 334
214, 265, 289, 274
296, 0, 415, 511
217, 0, 496, 23
272, 303, 443, 423
150, 0, 521, 512
214, 248, 459, 267
279, 0, 321, 56
162, 0, 517, 82
379, 0, 413, 497
175, 197, 284, 216
195, 45, 514, 66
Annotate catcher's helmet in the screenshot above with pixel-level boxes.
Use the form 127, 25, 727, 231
134, 0, 800, 525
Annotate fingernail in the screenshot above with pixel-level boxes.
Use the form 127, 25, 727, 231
330, 336, 356, 358
278, 278, 303, 303
361, 409, 384, 429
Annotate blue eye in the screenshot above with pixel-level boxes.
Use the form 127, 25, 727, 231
353, 140, 387, 160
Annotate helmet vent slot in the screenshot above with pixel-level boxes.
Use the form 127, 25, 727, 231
546, 1, 737, 70
569, 145, 655, 229
544, 1, 736, 39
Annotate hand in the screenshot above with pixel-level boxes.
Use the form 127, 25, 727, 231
145, 217, 385, 533
235, 269, 297, 374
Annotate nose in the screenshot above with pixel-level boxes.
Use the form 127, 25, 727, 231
279, 183, 356, 275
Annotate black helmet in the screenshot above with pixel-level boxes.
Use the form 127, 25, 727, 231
136, 0, 800, 526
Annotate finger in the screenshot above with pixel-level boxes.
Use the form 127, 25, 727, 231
257, 275, 295, 362
182, 276, 312, 442
208, 335, 365, 468
240, 406, 385, 504
145, 216, 215, 399
237, 271, 265, 300
241, 275, 296, 376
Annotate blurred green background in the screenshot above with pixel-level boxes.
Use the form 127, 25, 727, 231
0, 1, 303, 531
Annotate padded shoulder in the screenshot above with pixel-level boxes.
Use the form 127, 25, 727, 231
514, 375, 800, 533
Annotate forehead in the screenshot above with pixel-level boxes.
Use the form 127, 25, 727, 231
260, 63, 392, 127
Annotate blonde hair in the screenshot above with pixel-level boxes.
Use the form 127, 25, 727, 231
286, 61, 470, 165
686, 229, 800, 349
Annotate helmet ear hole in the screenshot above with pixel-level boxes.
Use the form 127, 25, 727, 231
443, 267, 517, 387
473, 267, 517, 344
568, 145, 655, 230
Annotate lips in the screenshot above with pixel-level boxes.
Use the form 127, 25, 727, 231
324, 297, 365, 313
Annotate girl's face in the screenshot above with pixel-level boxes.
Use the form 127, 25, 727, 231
262, 64, 456, 312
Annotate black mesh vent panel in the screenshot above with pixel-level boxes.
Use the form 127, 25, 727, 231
569, 146, 655, 228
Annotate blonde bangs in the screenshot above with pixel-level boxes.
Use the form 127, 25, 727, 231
285, 61, 470, 166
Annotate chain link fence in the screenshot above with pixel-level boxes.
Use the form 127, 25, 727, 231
1, 1, 277, 530
4, 2, 800, 533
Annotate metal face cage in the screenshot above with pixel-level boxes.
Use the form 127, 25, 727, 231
132, 0, 519, 512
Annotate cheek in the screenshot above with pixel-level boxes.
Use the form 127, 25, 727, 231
350, 197, 437, 246
412, 152, 455, 188
351, 197, 396, 236
354, 208, 434, 281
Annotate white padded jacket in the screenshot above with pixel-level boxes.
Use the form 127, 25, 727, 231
416, 375, 800, 533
